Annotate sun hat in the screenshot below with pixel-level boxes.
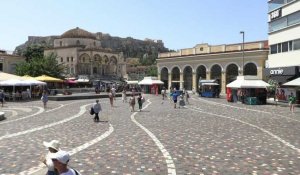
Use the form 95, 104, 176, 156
43, 140, 60, 151
50, 150, 70, 164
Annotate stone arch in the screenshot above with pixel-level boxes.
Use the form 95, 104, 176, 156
196, 65, 207, 91
78, 53, 91, 74
171, 67, 180, 90
102, 55, 109, 75
161, 67, 169, 88
226, 63, 239, 85
183, 66, 193, 90
210, 64, 222, 91
182, 64, 194, 73
244, 62, 258, 76
107, 56, 118, 75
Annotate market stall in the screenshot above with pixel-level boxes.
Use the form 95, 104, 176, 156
138, 77, 164, 94
226, 76, 270, 105
198, 80, 220, 98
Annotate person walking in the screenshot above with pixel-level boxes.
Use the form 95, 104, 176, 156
41, 90, 49, 109
185, 91, 190, 104
111, 86, 116, 100
137, 94, 144, 112
161, 87, 166, 100
129, 94, 136, 112
92, 100, 102, 122
122, 89, 127, 103
0, 90, 5, 107
172, 91, 179, 108
42, 140, 60, 175
289, 92, 296, 113
50, 150, 81, 175
108, 90, 114, 107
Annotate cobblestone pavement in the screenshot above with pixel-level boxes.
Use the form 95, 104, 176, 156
0, 94, 299, 175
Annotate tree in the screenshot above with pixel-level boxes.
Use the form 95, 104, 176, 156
146, 66, 157, 77
267, 79, 279, 97
21, 45, 45, 61
16, 53, 65, 78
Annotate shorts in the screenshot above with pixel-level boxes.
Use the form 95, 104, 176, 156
173, 99, 177, 103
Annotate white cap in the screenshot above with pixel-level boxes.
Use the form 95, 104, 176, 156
50, 150, 70, 164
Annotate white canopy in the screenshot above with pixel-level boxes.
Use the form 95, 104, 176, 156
283, 77, 300, 86
0, 79, 31, 86
0, 72, 24, 81
202, 82, 219, 86
226, 76, 270, 89
126, 80, 139, 85
138, 77, 164, 85
24, 79, 47, 85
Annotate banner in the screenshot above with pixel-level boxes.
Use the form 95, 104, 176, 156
276, 88, 296, 102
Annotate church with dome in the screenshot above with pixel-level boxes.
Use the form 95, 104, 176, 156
44, 27, 126, 81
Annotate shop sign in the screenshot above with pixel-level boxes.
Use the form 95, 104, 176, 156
270, 8, 282, 21
270, 69, 284, 75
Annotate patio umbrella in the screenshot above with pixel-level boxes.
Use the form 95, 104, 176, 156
35, 75, 63, 82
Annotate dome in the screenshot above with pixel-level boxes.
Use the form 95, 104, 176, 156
61, 27, 96, 39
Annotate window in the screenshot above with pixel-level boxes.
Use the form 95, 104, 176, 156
61, 57, 63, 62
282, 42, 288, 52
71, 57, 73, 62
60, 41, 62, 46
277, 43, 282, 53
200, 47, 203, 51
289, 41, 293, 51
268, 0, 295, 12
288, 11, 300, 26
0, 63, 3, 71
76, 40, 80, 45
269, 17, 287, 32
294, 39, 300, 50
270, 45, 277, 54
67, 57, 69, 62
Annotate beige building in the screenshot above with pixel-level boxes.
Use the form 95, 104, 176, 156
157, 41, 269, 93
0, 50, 25, 74
44, 27, 126, 80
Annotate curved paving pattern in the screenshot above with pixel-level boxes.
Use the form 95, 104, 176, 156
0, 94, 299, 175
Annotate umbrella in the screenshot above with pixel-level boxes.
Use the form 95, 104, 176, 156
35, 75, 63, 82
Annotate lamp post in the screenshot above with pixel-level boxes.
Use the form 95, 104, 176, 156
240, 31, 245, 75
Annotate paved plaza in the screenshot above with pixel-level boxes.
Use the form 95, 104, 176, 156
0, 94, 299, 175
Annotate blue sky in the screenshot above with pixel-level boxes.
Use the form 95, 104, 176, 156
0, 0, 268, 52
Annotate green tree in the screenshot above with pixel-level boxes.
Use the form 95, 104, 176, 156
22, 45, 45, 61
267, 79, 279, 97
16, 53, 65, 78
146, 66, 158, 77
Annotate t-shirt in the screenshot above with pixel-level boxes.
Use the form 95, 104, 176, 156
289, 96, 296, 103
61, 168, 81, 175
172, 93, 178, 101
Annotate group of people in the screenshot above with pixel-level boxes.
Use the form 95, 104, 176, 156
42, 140, 81, 175
163, 87, 190, 109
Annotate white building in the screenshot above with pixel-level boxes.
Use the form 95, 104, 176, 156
265, 0, 300, 84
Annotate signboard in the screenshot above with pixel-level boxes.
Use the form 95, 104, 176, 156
270, 69, 284, 75
270, 8, 282, 21
276, 88, 296, 102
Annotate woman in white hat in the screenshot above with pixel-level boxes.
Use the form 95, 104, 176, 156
42, 140, 60, 175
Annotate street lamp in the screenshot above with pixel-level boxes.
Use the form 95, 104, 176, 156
240, 31, 245, 75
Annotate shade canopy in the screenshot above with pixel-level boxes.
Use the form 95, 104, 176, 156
0, 72, 25, 81
126, 80, 139, 85
226, 76, 270, 89
35, 75, 63, 82
138, 77, 164, 85
0, 79, 31, 86
22, 75, 35, 80
283, 77, 300, 86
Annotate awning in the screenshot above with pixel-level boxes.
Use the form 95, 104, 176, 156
283, 77, 300, 86
138, 77, 164, 85
126, 80, 139, 85
226, 76, 270, 89
0, 72, 25, 81
202, 83, 219, 86
0, 79, 31, 86
76, 79, 89, 83
35, 75, 63, 82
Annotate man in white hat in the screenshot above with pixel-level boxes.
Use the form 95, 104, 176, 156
50, 150, 81, 175
42, 140, 60, 175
